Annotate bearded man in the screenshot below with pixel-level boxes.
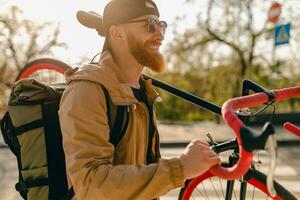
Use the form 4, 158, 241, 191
58, 0, 220, 199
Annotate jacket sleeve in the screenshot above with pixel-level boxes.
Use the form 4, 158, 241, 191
58, 81, 184, 200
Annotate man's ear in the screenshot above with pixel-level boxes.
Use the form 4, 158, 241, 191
109, 25, 126, 43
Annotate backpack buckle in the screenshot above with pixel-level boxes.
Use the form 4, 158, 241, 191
15, 181, 28, 193
7, 130, 14, 140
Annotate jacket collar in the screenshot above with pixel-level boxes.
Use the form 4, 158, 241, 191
66, 51, 159, 106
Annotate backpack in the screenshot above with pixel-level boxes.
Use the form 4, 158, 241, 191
0, 78, 129, 200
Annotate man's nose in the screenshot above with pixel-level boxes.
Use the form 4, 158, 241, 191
154, 27, 164, 41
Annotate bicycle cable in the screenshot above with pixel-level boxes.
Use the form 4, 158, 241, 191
249, 102, 275, 117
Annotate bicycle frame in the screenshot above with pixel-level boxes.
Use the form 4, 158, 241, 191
143, 74, 222, 115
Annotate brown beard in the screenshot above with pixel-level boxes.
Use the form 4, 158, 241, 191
127, 33, 165, 73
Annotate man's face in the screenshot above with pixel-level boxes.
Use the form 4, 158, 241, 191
123, 15, 166, 73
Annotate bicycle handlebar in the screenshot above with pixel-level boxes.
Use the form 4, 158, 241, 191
283, 122, 300, 137
209, 86, 300, 180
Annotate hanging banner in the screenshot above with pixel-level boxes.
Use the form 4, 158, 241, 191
274, 23, 291, 46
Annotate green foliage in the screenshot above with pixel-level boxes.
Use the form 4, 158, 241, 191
152, 60, 300, 121
152, 69, 228, 122
152, 65, 239, 121
153, 0, 300, 121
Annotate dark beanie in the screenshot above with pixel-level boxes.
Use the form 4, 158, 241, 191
103, 0, 160, 35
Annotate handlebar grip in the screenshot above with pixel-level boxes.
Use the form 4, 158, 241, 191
274, 87, 300, 102
283, 122, 300, 137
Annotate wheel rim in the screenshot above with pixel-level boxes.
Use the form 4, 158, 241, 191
180, 171, 285, 200
17, 59, 71, 85
18, 63, 66, 79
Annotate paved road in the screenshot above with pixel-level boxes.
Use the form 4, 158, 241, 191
0, 121, 299, 199
0, 146, 299, 200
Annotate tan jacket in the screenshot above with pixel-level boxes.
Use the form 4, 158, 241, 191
58, 51, 184, 200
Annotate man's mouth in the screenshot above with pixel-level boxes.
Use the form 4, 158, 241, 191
146, 41, 161, 52
148, 45, 159, 51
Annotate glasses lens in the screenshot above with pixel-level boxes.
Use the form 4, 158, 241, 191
147, 19, 167, 35
159, 21, 167, 35
148, 19, 157, 33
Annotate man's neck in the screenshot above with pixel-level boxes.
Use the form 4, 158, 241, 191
112, 51, 143, 88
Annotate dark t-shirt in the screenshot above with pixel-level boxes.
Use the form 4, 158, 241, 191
131, 83, 156, 164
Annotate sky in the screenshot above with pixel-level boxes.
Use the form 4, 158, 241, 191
4, 0, 207, 65
3, 0, 296, 68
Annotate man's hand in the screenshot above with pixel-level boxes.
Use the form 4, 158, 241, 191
178, 139, 221, 180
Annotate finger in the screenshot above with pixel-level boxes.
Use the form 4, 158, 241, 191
209, 156, 221, 165
202, 150, 219, 157
196, 143, 214, 151
192, 140, 209, 147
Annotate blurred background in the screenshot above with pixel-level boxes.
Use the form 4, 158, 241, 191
1, 0, 300, 199
0, 0, 300, 121
1, 0, 300, 121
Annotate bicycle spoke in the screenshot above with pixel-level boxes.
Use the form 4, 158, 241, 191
218, 177, 225, 198
233, 189, 237, 200
209, 178, 221, 200
27, 69, 65, 85
16, 58, 70, 85
251, 186, 255, 200
200, 182, 209, 200
194, 187, 206, 200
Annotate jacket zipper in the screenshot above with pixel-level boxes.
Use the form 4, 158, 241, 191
139, 102, 151, 165
151, 107, 161, 159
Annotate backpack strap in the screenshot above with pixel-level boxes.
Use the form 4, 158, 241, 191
62, 187, 75, 200
100, 85, 129, 147
1, 112, 28, 199
42, 100, 69, 199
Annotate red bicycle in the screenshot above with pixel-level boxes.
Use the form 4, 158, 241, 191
179, 85, 300, 200
17, 58, 300, 199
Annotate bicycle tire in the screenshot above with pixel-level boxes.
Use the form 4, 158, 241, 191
179, 168, 297, 200
16, 58, 71, 83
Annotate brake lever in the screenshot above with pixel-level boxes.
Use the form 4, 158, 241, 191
206, 133, 218, 146
265, 134, 278, 197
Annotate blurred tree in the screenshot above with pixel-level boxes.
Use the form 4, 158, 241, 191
164, 0, 300, 96
153, 0, 300, 121
0, 5, 66, 111
154, 71, 218, 121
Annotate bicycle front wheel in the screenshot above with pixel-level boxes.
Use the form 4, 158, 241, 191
16, 58, 71, 84
179, 168, 297, 200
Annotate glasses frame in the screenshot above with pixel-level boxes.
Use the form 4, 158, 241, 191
125, 18, 167, 35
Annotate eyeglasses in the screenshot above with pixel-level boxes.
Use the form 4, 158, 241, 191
126, 18, 167, 35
